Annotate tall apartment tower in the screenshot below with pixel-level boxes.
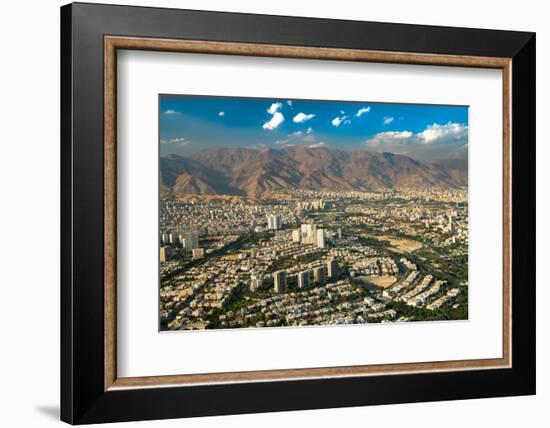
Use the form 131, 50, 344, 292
300, 224, 310, 242
183, 230, 199, 250
267, 214, 282, 230
275, 214, 282, 230
191, 230, 199, 248
297, 271, 310, 289
309, 224, 317, 245
316, 228, 326, 248
313, 266, 325, 285
250, 273, 264, 291
273, 270, 287, 293
300, 223, 317, 245
160, 246, 171, 262
327, 258, 339, 279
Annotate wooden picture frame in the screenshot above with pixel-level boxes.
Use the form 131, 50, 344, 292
61, 2, 535, 424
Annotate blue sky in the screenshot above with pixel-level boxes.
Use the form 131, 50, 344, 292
159, 95, 469, 161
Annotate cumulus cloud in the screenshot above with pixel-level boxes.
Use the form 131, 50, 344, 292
364, 131, 413, 147
306, 127, 313, 134
364, 122, 468, 160
331, 117, 343, 127
383, 116, 394, 125
267, 102, 283, 115
293, 112, 316, 123
331, 115, 350, 127
218, 111, 225, 117
263, 112, 284, 130
263, 102, 285, 130
287, 100, 293, 107
418, 122, 468, 144
355, 106, 371, 117
164, 109, 179, 115
160, 137, 191, 146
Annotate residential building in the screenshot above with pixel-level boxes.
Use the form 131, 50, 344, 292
250, 273, 264, 291
316, 228, 326, 248
297, 270, 310, 289
273, 270, 287, 293
267, 214, 282, 230
327, 258, 339, 279
160, 246, 171, 262
313, 266, 325, 285
192, 248, 205, 260
183, 230, 199, 250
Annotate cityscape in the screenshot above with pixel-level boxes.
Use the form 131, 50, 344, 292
159, 95, 469, 331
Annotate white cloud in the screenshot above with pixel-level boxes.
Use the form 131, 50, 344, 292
363, 122, 468, 160
287, 100, 293, 107
418, 122, 468, 144
293, 112, 315, 123
263, 102, 285, 130
332, 117, 343, 127
306, 127, 313, 134
161, 137, 191, 146
307, 142, 326, 148
218, 111, 225, 117
164, 109, 179, 115
263, 111, 284, 130
365, 131, 413, 147
383, 116, 394, 125
267, 102, 283, 115
355, 106, 371, 117
331, 115, 350, 127
289, 131, 303, 137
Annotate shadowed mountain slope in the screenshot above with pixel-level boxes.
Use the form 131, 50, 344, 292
160, 147, 467, 198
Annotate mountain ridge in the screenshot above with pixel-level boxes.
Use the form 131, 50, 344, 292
161, 147, 467, 198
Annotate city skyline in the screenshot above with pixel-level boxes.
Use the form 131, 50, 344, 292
160, 95, 468, 161
160, 188, 469, 331
159, 94, 469, 331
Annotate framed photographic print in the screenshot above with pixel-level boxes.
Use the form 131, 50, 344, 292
60, 2, 536, 425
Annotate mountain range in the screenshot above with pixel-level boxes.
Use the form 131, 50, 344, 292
160, 147, 467, 198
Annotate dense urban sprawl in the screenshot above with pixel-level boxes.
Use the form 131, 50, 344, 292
160, 188, 468, 330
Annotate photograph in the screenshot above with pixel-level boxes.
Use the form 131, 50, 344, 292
159, 95, 470, 331
53, 1, 536, 425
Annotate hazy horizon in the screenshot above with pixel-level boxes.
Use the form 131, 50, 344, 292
160, 145, 469, 164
